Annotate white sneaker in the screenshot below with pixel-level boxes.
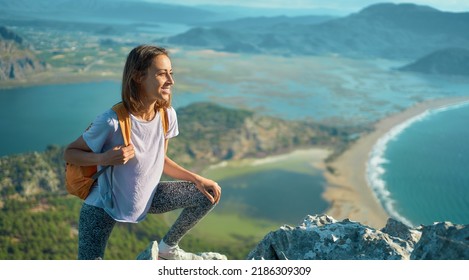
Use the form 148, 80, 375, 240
158, 245, 203, 260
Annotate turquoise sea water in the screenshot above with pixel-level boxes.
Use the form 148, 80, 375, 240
0, 81, 206, 156
0, 82, 121, 156
367, 102, 469, 226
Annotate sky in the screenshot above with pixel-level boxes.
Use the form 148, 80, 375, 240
146, 0, 469, 15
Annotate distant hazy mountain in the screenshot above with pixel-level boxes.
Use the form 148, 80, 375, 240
204, 15, 336, 31
167, 3, 469, 59
197, 4, 344, 18
398, 48, 469, 77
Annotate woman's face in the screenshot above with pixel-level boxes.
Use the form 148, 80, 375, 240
139, 54, 174, 104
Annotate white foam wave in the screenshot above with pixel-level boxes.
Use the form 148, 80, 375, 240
431, 100, 469, 114
366, 100, 469, 227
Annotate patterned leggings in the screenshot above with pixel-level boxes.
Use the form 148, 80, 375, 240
78, 181, 216, 260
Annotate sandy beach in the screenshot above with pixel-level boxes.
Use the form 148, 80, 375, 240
322, 96, 469, 229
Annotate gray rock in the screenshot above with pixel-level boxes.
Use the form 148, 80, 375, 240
381, 218, 422, 251
136, 241, 159, 260
196, 252, 228, 260
136, 241, 228, 260
301, 214, 337, 227
411, 222, 469, 260
247, 214, 410, 260
248, 214, 468, 260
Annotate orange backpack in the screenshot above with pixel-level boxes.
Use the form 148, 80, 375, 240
65, 103, 168, 199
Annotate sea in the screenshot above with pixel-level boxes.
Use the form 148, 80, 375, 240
367, 101, 469, 226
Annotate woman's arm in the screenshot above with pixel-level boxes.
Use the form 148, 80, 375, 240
64, 135, 135, 166
163, 140, 221, 204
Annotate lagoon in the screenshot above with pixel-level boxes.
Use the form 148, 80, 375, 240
202, 149, 331, 225
217, 169, 328, 224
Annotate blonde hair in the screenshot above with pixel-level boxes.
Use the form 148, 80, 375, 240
121, 45, 171, 113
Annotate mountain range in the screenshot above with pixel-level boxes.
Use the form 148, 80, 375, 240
2, 1, 468, 61
166, 3, 469, 60
3, 1, 469, 79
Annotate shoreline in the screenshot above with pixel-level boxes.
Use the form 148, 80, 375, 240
322, 96, 469, 229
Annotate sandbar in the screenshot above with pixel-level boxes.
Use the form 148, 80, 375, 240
322, 96, 469, 229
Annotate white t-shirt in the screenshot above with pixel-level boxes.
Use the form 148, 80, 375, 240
82, 107, 179, 223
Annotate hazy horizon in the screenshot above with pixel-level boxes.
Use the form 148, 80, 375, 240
145, 0, 469, 15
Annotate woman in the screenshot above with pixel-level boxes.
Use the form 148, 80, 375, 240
64, 45, 221, 260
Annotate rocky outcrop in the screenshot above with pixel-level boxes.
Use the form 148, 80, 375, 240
0, 26, 46, 80
0, 26, 23, 45
247, 214, 468, 260
411, 222, 469, 260
136, 241, 227, 260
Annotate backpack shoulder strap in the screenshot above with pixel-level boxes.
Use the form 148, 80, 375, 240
159, 108, 169, 136
112, 102, 131, 146
111, 103, 165, 141
90, 103, 130, 181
